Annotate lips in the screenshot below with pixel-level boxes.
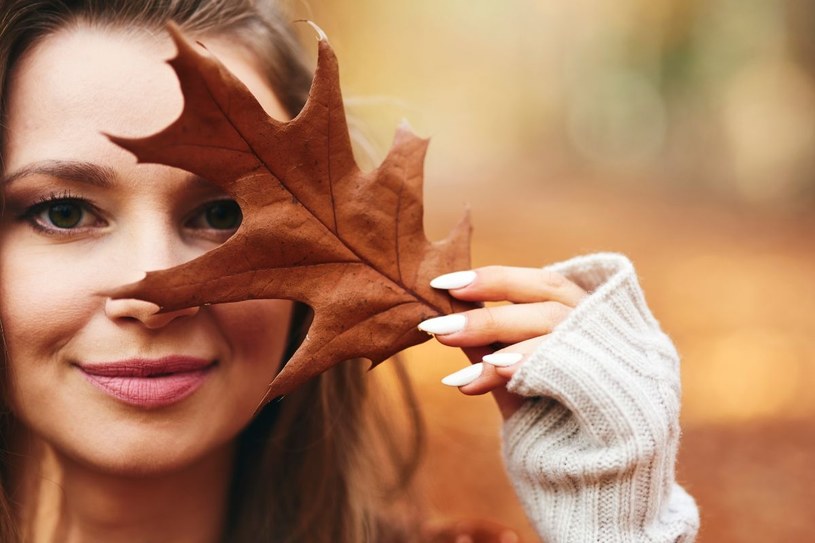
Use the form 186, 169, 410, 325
77, 356, 216, 409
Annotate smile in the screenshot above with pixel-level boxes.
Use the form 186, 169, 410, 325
76, 356, 217, 409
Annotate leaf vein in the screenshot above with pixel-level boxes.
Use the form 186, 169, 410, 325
197, 78, 445, 314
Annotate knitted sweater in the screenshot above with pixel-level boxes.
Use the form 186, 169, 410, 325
502, 253, 699, 542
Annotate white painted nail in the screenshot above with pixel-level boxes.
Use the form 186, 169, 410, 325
418, 314, 466, 335
441, 363, 483, 387
430, 270, 476, 290
482, 352, 524, 367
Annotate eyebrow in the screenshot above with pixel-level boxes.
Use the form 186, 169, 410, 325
1, 160, 116, 188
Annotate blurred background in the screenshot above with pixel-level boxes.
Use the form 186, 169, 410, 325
298, 1, 815, 541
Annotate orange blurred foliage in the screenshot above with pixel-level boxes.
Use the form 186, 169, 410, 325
298, 1, 815, 541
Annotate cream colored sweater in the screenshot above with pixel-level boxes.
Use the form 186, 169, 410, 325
502, 253, 699, 542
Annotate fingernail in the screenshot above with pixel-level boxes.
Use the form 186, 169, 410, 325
441, 363, 483, 387
482, 352, 524, 367
430, 270, 476, 290
418, 314, 466, 335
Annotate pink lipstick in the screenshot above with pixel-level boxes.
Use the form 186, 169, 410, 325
77, 356, 215, 409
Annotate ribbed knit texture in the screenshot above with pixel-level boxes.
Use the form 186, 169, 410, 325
502, 253, 699, 542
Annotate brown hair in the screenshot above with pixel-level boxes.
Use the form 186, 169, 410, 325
0, 1, 424, 541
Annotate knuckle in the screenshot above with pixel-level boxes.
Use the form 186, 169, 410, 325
552, 302, 572, 321
478, 306, 502, 334
535, 302, 571, 326
540, 269, 569, 291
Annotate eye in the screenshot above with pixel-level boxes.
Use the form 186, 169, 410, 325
187, 199, 242, 231
25, 197, 103, 233
47, 201, 84, 228
205, 200, 242, 230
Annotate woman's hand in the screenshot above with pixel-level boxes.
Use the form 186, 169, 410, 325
419, 266, 588, 419
422, 518, 521, 543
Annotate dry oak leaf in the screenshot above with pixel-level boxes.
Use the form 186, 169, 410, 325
108, 24, 474, 400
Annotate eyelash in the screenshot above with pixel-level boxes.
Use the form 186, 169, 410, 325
20, 191, 103, 237
18, 192, 241, 240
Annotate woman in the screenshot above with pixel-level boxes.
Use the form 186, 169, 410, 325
0, 1, 699, 542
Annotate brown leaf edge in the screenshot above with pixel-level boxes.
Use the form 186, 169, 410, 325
104, 22, 476, 400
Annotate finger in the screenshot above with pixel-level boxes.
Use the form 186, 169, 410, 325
462, 346, 523, 418
431, 266, 588, 307
419, 302, 570, 347
440, 362, 524, 419
422, 519, 521, 543
483, 337, 544, 378
447, 338, 545, 419
452, 337, 542, 394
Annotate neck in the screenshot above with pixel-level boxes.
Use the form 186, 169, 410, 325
10, 428, 234, 543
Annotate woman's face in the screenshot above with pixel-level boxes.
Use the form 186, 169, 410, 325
0, 27, 293, 474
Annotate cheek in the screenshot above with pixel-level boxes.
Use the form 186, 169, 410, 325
0, 246, 103, 423
0, 242, 100, 364
211, 299, 294, 380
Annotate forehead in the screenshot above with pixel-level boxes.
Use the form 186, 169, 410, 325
3, 25, 285, 170
5, 28, 182, 157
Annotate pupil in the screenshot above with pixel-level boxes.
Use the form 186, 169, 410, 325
206, 201, 241, 230
48, 203, 82, 228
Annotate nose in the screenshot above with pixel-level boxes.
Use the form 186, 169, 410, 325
105, 297, 200, 329
105, 215, 204, 329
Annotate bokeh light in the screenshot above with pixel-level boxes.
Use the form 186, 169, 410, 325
299, 1, 815, 541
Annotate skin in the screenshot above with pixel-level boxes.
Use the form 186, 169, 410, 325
0, 22, 588, 543
431, 266, 588, 419
0, 26, 293, 543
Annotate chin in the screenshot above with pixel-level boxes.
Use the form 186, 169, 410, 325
65, 429, 236, 478
13, 380, 253, 479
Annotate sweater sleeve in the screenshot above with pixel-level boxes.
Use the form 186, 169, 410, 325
501, 253, 699, 543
